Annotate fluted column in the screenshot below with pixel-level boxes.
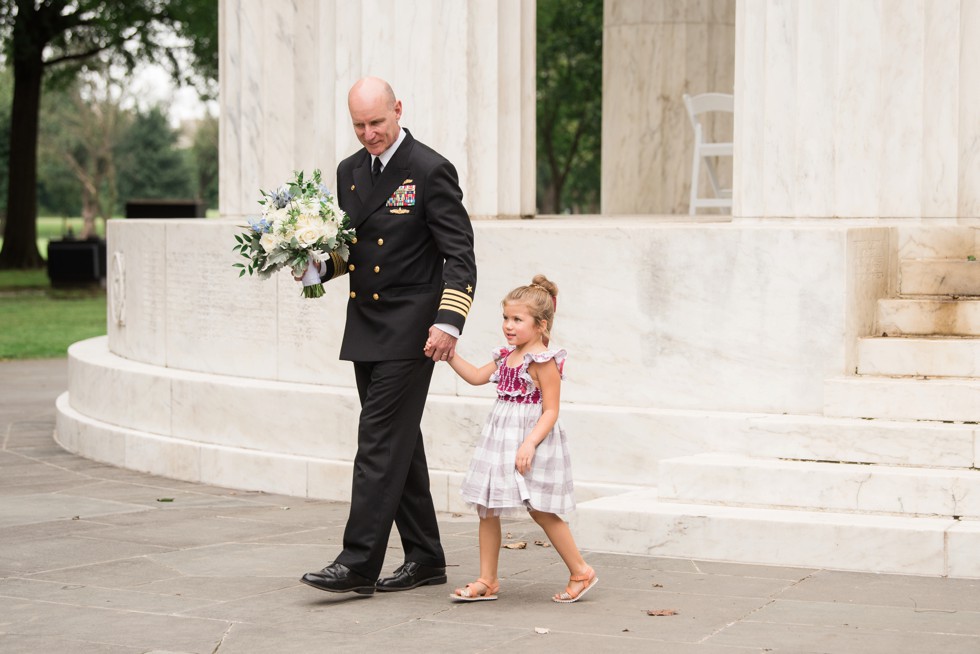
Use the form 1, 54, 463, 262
219, 0, 536, 220
734, 0, 980, 220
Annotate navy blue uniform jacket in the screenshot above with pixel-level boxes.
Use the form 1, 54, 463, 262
321, 129, 477, 361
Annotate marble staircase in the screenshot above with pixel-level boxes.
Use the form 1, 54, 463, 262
575, 226, 980, 578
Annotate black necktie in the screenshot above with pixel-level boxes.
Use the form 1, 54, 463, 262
372, 157, 382, 181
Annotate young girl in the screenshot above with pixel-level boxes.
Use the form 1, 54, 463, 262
431, 275, 597, 604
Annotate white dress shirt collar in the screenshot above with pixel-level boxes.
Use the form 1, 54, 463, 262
371, 127, 406, 173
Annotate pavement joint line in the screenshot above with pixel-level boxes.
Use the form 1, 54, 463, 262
696, 569, 817, 644
210, 623, 234, 654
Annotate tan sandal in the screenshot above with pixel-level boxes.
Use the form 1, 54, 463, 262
450, 577, 499, 602
553, 566, 597, 603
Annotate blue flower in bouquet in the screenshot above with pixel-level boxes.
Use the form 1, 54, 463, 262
268, 185, 295, 209
247, 216, 272, 233
233, 169, 356, 299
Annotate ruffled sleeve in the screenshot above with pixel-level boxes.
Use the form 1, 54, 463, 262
489, 346, 513, 384
519, 347, 567, 388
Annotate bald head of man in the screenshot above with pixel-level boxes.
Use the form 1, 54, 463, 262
348, 77, 403, 156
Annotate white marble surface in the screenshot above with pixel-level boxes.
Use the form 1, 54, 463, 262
857, 337, 980, 378
658, 453, 980, 518
106, 218, 894, 415
106, 221, 168, 366
573, 490, 956, 577
218, 0, 535, 220
825, 376, 980, 423
947, 520, 980, 578
900, 260, 980, 296
63, 334, 980, 495
876, 298, 980, 337
897, 225, 980, 259
734, 0, 980, 219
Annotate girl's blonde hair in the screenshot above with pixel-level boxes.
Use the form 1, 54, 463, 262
503, 274, 559, 344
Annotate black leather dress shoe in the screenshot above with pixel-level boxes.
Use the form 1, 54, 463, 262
300, 562, 376, 595
375, 561, 448, 592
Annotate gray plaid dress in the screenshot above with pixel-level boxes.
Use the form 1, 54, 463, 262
459, 346, 575, 518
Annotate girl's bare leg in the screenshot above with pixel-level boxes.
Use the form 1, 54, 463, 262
453, 515, 501, 597
529, 510, 593, 599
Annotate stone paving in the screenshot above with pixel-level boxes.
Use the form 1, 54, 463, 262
1, 358, 979, 653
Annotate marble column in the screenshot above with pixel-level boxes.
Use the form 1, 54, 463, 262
602, 0, 736, 215
734, 0, 980, 220
218, 0, 536, 220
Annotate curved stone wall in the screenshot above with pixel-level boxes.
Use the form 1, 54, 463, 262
56, 217, 889, 511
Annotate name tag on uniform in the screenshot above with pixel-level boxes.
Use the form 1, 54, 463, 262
386, 184, 416, 208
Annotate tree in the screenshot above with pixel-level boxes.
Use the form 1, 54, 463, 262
0, 66, 11, 223
115, 106, 194, 204
189, 111, 218, 210
536, 0, 602, 214
0, 0, 217, 269
38, 77, 129, 236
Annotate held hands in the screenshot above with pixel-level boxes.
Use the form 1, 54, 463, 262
424, 326, 457, 362
515, 440, 536, 475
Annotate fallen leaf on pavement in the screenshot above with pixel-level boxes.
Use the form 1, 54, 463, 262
503, 541, 527, 549
647, 609, 679, 616
534, 540, 552, 548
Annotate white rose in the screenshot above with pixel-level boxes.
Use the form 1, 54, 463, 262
260, 233, 278, 252
294, 225, 320, 248
319, 219, 339, 241
269, 207, 290, 233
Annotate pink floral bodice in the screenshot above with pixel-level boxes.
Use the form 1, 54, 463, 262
490, 346, 567, 405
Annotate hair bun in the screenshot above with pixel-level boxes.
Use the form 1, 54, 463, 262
530, 274, 558, 298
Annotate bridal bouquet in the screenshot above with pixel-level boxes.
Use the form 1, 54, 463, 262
233, 169, 355, 298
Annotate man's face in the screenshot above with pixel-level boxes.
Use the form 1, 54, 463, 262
350, 95, 402, 156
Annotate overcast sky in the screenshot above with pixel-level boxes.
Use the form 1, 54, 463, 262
128, 63, 218, 127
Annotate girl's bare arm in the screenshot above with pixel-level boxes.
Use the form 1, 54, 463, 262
447, 353, 497, 386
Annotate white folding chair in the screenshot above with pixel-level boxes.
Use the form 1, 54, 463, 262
683, 92, 734, 215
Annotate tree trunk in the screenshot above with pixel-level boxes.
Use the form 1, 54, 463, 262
0, 28, 44, 268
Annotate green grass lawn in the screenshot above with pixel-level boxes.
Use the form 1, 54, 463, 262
0, 213, 213, 360
0, 268, 107, 361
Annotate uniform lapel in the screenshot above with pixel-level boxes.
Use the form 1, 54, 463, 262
353, 153, 372, 207
349, 130, 416, 230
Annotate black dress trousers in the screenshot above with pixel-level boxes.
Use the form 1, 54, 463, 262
335, 357, 445, 579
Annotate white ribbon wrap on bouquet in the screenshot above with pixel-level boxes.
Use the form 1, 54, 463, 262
301, 259, 322, 287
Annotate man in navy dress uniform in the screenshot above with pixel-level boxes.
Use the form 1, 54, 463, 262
300, 77, 477, 594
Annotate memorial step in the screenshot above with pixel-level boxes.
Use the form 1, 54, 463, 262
574, 490, 980, 578
658, 453, 980, 518
824, 375, 980, 422
718, 413, 976, 468
897, 226, 980, 260
876, 298, 980, 336
899, 259, 980, 296
856, 335, 980, 377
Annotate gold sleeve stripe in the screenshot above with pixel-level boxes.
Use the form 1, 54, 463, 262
440, 305, 469, 319
440, 298, 471, 314
329, 251, 347, 280
442, 288, 473, 307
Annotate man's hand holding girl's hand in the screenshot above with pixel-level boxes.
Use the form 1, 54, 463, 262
424, 326, 457, 362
